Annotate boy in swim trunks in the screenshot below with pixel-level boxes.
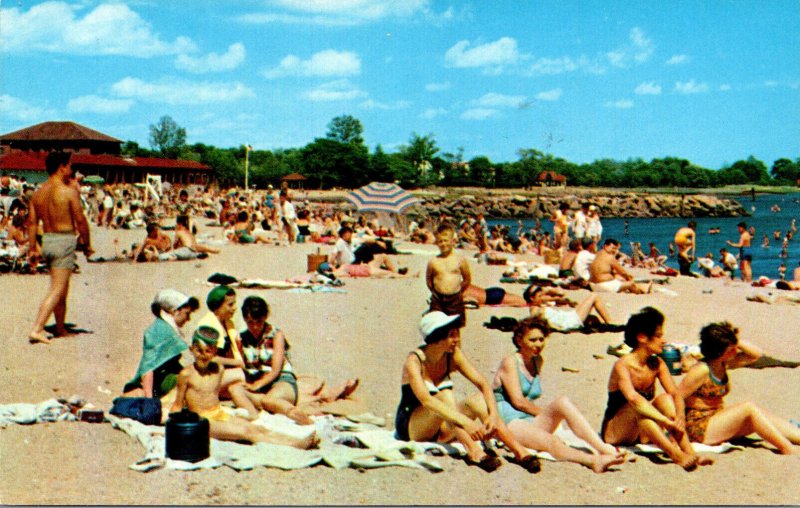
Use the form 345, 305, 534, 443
426, 223, 471, 327
170, 326, 318, 449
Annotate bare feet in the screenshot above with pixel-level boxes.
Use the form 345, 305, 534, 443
591, 453, 627, 473
338, 378, 360, 400
696, 455, 715, 466
296, 432, 320, 449
28, 332, 52, 345
676, 453, 699, 471
287, 407, 314, 426
52, 328, 73, 338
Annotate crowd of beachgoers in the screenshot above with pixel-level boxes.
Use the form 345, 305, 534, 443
4, 153, 800, 487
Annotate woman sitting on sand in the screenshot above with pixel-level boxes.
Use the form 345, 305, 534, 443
239, 296, 360, 424
678, 321, 800, 454
229, 210, 272, 244
122, 289, 200, 402
600, 307, 712, 471
463, 316, 626, 473
394, 311, 541, 473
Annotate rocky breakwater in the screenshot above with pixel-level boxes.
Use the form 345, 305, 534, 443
412, 192, 748, 221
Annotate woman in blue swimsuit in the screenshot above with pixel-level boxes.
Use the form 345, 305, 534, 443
465, 316, 625, 473
395, 311, 541, 473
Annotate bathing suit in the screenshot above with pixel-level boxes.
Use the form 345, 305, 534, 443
394, 350, 454, 441
558, 269, 574, 278
429, 289, 465, 327
240, 327, 298, 403
297, 224, 311, 236
739, 246, 752, 262
601, 384, 656, 441
484, 287, 506, 306
685, 367, 730, 443
592, 279, 623, 293
41, 232, 77, 270
542, 307, 583, 332
494, 355, 542, 424
198, 405, 231, 423
234, 229, 255, 244
343, 263, 371, 277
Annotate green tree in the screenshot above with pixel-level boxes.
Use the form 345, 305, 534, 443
730, 156, 771, 184
368, 145, 393, 183
770, 158, 799, 184
148, 115, 187, 158
326, 115, 364, 146
469, 156, 494, 186
200, 147, 240, 186
302, 138, 369, 189
402, 133, 439, 173
120, 140, 155, 157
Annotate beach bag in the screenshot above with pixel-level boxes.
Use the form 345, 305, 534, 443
110, 397, 162, 425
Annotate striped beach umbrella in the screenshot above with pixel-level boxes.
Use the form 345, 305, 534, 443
344, 181, 420, 214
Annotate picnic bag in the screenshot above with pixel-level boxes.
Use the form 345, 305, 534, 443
110, 396, 162, 425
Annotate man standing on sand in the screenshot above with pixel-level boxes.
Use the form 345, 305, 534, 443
589, 238, 651, 294
673, 221, 696, 276
27, 151, 93, 344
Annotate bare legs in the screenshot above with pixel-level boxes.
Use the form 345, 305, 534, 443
209, 416, 319, 449
28, 267, 72, 344
703, 401, 800, 454
574, 294, 614, 323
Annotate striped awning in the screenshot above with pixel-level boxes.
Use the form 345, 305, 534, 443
344, 182, 420, 214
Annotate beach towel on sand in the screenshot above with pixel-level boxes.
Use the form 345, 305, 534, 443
108, 411, 449, 473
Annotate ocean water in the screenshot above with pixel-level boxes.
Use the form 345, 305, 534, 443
490, 192, 800, 280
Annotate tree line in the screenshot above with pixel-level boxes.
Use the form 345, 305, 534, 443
123, 115, 800, 190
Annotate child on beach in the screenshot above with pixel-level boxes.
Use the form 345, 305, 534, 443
426, 222, 471, 327
170, 326, 319, 449
463, 316, 626, 473
678, 321, 800, 454
600, 307, 712, 471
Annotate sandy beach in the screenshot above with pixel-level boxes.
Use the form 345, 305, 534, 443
2, 222, 799, 505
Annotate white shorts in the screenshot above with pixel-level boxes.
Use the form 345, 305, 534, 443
543, 307, 583, 332
592, 279, 623, 293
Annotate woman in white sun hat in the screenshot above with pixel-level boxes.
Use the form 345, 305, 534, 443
394, 311, 541, 473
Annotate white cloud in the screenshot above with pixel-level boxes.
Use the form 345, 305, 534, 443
0, 94, 57, 122
264, 49, 361, 78
472, 92, 527, 108
666, 54, 689, 65
674, 79, 709, 94
528, 56, 578, 75
764, 80, 779, 88
237, 0, 434, 26
359, 99, 411, 110
607, 27, 653, 68
425, 82, 452, 92
67, 95, 133, 114
719, 84, 732, 91
445, 37, 520, 71
460, 108, 499, 120
0, 2, 195, 56
605, 99, 634, 109
175, 43, 246, 74
634, 81, 662, 95
420, 107, 448, 119
535, 89, 563, 102
110, 77, 255, 105
304, 80, 366, 101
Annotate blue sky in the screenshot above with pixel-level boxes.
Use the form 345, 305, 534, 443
2, 0, 798, 170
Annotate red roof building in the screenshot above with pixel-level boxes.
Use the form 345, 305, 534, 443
0, 121, 211, 184
536, 170, 567, 187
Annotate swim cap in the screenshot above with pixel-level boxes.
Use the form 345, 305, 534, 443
206, 286, 234, 311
